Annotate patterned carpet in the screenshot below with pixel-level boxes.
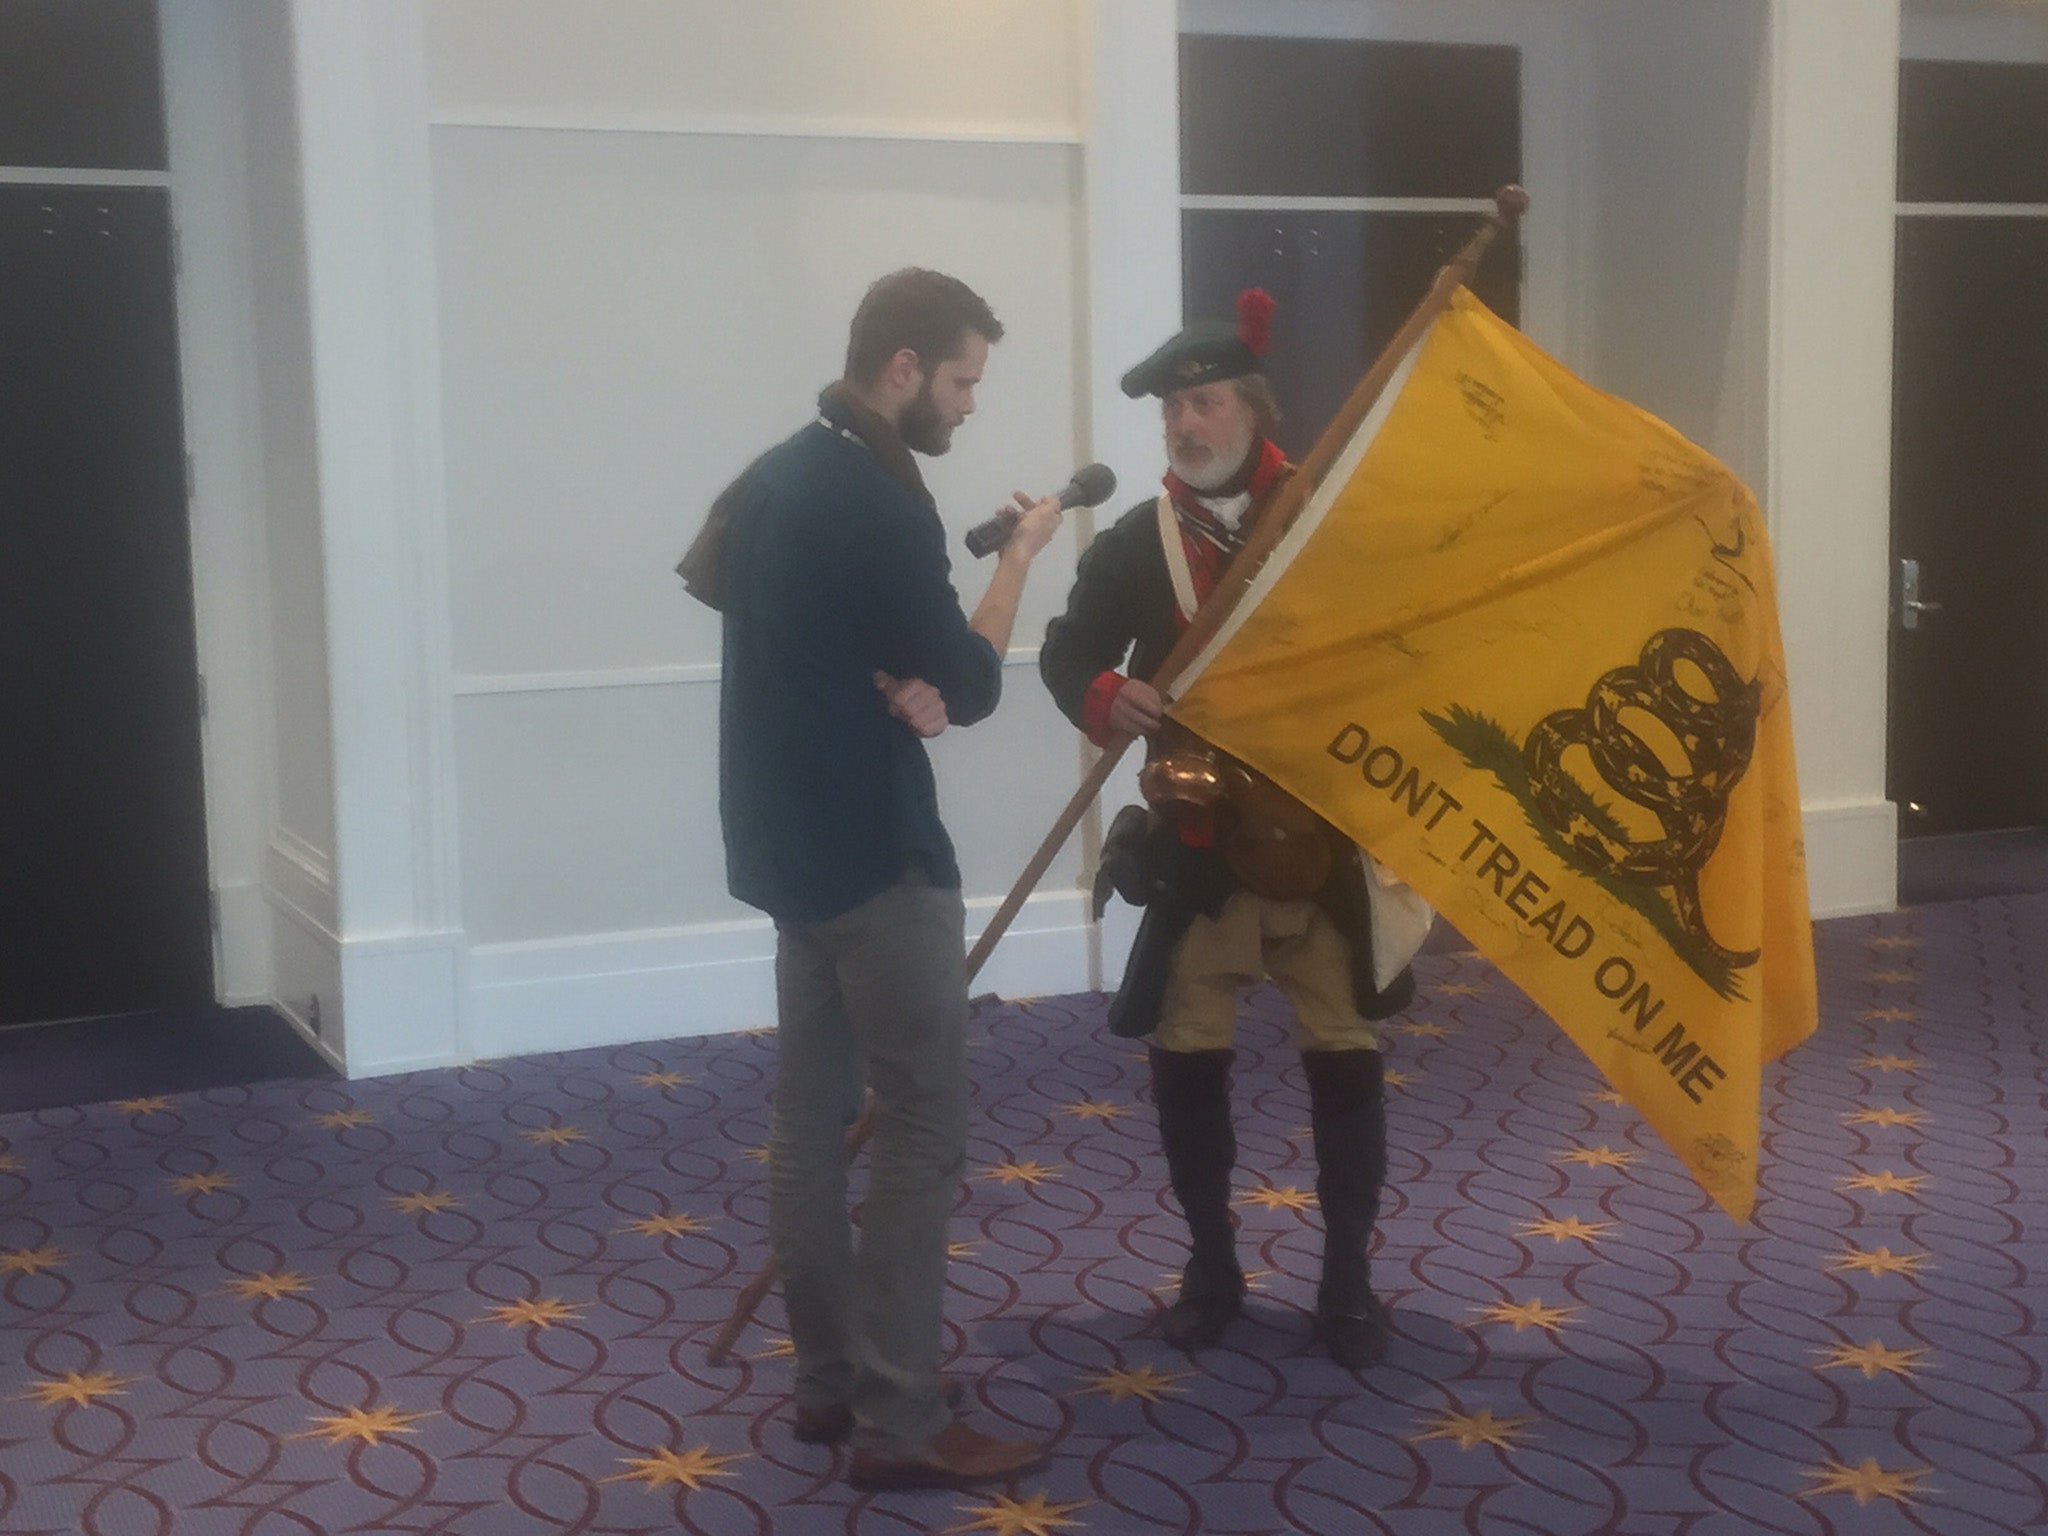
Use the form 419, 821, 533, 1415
2, 895, 2044, 1535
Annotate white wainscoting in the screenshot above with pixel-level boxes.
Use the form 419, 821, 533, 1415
464, 888, 1094, 1061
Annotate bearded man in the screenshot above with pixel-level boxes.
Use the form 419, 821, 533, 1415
1039, 292, 1431, 1369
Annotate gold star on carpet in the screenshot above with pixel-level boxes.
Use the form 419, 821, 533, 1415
0, 1245, 63, 1276
1382, 1069, 1416, 1089
113, 1096, 176, 1116
635, 1071, 690, 1088
313, 1109, 375, 1131
18, 1371, 134, 1408
1475, 1299, 1578, 1333
1859, 1007, 1915, 1022
169, 1172, 235, 1195
948, 1241, 980, 1260
1154, 1267, 1269, 1294
1518, 1217, 1613, 1245
226, 1271, 313, 1300
1412, 1408, 1536, 1452
296, 1405, 434, 1446
1817, 1340, 1928, 1379
1839, 1170, 1928, 1197
606, 1445, 746, 1492
522, 1125, 587, 1146
1556, 1146, 1637, 1170
1855, 1055, 1920, 1074
1845, 1107, 1924, 1129
740, 1145, 773, 1164
1394, 1021, 1454, 1038
1061, 1101, 1130, 1122
1830, 1245, 1930, 1278
1801, 1457, 1931, 1507
1083, 1364, 1188, 1404
484, 1297, 581, 1329
1586, 1089, 1630, 1107
1869, 970, 1916, 984
1236, 1185, 1317, 1212
621, 1212, 709, 1238
1869, 936, 1918, 950
979, 1161, 1062, 1186
755, 1337, 797, 1360
387, 1190, 462, 1215
0, 1153, 26, 1175
944, 1492, 1091, 1536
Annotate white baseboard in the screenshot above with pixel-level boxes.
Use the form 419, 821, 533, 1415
464, 889, 1096, 1061
1803, 797, 1898, 918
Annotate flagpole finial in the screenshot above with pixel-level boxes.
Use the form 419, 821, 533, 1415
1493, 185, 1531, 229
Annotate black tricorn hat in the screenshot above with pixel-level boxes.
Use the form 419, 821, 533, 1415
1120, 289, 1276, 399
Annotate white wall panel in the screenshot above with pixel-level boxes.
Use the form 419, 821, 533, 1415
454, 664, 1084, 945
432, 129, 1083, 679
425, 0, 1081, 136
455, 681, 731, 942
1580, 0, 1772, 484
929, 669, 1090, 900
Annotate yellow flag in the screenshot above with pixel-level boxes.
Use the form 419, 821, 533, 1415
1173, 287, 1816, 1221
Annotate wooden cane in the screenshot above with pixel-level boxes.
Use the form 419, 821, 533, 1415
705, 188, 1529, 1367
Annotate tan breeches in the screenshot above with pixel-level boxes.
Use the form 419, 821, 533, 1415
1153, 889, 1379, 1053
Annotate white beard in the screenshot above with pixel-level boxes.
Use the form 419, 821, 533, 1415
1168, 419, 1258, 495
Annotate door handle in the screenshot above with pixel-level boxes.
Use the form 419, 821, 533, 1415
1897, 558, 1942, 631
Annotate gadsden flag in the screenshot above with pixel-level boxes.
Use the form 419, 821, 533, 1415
1172, 286, 1817, 1221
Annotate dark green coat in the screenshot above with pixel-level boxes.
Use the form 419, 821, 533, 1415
1039, 500, 1417, 1036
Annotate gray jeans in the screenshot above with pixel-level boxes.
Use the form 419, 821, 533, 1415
769, 874, 968, 1450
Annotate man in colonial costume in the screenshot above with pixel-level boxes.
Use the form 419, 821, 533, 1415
1040, 293, 1432, 1369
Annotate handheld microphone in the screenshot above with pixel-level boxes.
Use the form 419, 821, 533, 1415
965, 462, 1117, 557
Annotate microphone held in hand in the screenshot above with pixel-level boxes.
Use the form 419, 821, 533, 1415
964, 463, 1118, 557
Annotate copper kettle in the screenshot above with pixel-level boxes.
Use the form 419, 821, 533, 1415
1139, 722, 1225, 819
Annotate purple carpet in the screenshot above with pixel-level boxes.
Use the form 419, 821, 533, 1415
3, 895, 2044, 1535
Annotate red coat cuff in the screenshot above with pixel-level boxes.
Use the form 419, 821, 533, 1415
1081, 670, 1126, 748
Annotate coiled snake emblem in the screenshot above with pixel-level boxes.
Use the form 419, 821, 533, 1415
1523, 629, 1761, 970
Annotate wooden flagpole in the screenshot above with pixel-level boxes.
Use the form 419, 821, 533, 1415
706, 187, 1530, 1367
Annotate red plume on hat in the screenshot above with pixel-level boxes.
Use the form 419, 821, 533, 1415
1236, 288, 1275, 358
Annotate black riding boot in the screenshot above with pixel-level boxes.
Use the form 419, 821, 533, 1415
1303, 1048, 1391, 1370
1150, 1047, 1244, 1349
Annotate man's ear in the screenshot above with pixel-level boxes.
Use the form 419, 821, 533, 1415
883, 346, 924, 394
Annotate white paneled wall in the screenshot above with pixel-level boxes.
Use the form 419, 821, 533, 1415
432, 130, 1083, 686
426, 0, 1102, 1057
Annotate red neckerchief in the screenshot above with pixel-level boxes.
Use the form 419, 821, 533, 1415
1160, 438, 1288, 623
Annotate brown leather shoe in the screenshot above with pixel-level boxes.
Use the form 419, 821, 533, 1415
792, 1377, 965, 1447
846, 1420, 1046, 1491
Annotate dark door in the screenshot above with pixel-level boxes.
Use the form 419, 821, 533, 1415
0, 186, 213, 1026
1891, 61, 2048, 838
1179, 35, 1522, 457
